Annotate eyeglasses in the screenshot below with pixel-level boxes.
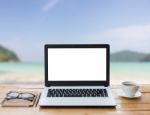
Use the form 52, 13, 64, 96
6, 91, 36, 102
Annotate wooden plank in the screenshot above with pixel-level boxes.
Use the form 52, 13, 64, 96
0, 84, 149, 92
0, 84, 150, 115
141, 84, 150, 92
116, 104, 150, 111
116, 93, 150, 104
38, 109, 124, 115
0, 106, 150, 115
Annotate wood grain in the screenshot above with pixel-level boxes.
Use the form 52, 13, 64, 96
0, 84, 150, 115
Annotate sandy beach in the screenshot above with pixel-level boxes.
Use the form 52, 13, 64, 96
0, 71, 150, 84
0, 71, 44, 84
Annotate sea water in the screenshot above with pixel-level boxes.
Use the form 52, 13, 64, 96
0, 62, 44, 73
0, 62, 150, 83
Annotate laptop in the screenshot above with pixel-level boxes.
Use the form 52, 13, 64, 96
39, 44, 116, 107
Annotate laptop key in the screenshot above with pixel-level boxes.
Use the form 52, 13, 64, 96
47, 89, 108, 97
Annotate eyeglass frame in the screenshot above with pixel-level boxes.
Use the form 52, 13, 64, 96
6, 91, 36, 102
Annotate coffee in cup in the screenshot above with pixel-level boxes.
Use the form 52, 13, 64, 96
121, 81, 139, 97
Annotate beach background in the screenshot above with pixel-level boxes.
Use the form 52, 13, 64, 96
0, 62, 150, 84
1, 0, 150, 84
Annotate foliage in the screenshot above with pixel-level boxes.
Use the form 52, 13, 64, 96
0, 45, 20, 62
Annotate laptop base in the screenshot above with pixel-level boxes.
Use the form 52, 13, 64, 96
39, 86, 116, 107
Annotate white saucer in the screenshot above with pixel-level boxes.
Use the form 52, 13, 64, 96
118, 91, 142, 98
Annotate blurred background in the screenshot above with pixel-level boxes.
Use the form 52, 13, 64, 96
0, 0, 150, 84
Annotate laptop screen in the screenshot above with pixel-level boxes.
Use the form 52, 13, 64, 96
47, 48, 107, 81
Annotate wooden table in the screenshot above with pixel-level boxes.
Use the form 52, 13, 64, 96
0, 84, 150, 115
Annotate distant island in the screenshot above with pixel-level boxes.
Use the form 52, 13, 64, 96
111, 50, 150, 62
0, 45, 20, 62
0, 45, 150, 62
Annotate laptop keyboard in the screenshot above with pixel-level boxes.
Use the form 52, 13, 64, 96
47, 89, 108, 97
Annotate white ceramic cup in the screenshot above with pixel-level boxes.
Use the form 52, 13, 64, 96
121, 81, 140, 97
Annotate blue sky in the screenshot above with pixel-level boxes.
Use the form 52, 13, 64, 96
0, 0, 150, 62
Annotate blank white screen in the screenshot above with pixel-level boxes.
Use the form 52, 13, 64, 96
48, 48, 106, 81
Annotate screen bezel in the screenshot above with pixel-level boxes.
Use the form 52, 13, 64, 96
45, 44, 110, 87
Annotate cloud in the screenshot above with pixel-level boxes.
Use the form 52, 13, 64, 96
43, 0, 59, 13
2, 23, 150, 62
89, 24, 150, 52
101, 24, 150, 41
